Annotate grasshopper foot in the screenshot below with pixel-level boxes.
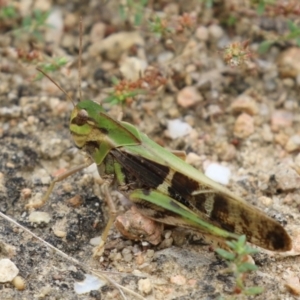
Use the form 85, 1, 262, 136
92, 240, 105, 257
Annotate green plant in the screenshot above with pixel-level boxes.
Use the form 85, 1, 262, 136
0, 4, 17, 19
222, 40, 254, 67
251, 0, 276, 15
285, 20, 300, 45
259, 20, 300, 53
104, 69, 167, 105
216, 235, 264, 298
14, 9, 51, 41
119, 0, 149, 26
148, 15, 173, 38
35, 57, 68, 80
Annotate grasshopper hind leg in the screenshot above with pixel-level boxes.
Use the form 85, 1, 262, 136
92, 179, 117, 257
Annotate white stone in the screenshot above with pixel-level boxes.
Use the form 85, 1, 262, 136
89, 236, 102, 246
167, 119, 192, 139
0, 259, 19, 282
28, 211, 51, 224
138, 278, 152, 294
74, 274, 105, 294
205, 163, 231, 185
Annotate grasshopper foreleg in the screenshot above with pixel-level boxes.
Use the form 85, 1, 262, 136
26, 160, 93, 209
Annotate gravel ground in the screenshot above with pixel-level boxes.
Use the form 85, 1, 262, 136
1, 1, 300, 299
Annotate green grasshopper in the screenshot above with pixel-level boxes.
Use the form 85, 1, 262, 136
27, 69, 292, 256
28, 18, 292, 255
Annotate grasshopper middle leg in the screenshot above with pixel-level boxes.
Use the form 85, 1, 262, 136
26, 160, 93, 209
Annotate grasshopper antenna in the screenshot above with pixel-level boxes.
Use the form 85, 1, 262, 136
78, 16, 83, 101
36, 68, 75, 106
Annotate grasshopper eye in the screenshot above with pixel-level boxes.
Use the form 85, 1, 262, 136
73, 109, 88, 126
79, 108, 88, 117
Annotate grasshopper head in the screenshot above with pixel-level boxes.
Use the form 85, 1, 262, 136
70, 99, 140, 164
69, 100, 106, 150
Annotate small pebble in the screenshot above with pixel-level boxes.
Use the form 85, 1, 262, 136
38, 285, 52, 298
258, 196, 272, 207
271, 164, 300, 191
285, 135, 300, 153
88, 31, 145, 60
271, 110, 294, 131
21, 188, 32, 200
167, 119, 193, 139
122, 248, 133, 262
12, 276, 26, 290
74, 274, 105, 295
44, 7, 63, 47
28, 211, 51, 224
285, 276, 300, 296
277, 47, 300, 78
90, 22, 106, 43
0, 242, 16, 258
231, 94, 258, 115
158, 237, 173, 249
195, 26, 209, 41
0, 106, 21, 118
163, 2, 179, 14
291, 229, 300, 253
217, 142, 236, 162
146, 249, 155, 258
294, 154, 300, 175
138, 263, 153, 273
53, 230, 66, 238
119, 57, 147, 81
90, 236, 102, 247
164, 230, 172, 239
186, 152, 202, 165
233, 113, 254, 138
170, 275, 187, 286
157, 51, 174, 64
261, 124, 273, 142
138, 278, 152, 294
208, 24, 224, 40
0, 259, 19, 282
68, 195, 83, 207
274, 132, 289, 147
206, 104, 222, 118
177, 86, 203, 108
123, 253, 133, 262
135, 253, 144, 265
205, 163, 231, 185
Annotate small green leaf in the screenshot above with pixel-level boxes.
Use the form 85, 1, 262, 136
134, 12, 143, 26
238, 262, 258, 273
244, 286, 264, 295
0, 5, 17, 19
215, 248, 235, 261
111, 77, 120, 85
118, 5, 126, 20
256, 2, 266, 15
244, 245, 258, 255
225, 240, 236, 250
236, 235, 247, 247
287, 20, 297, 32
258, 40, 274, 54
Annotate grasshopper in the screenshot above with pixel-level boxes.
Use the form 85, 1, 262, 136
28, 25, 292, 256
27, 76, 292, 255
